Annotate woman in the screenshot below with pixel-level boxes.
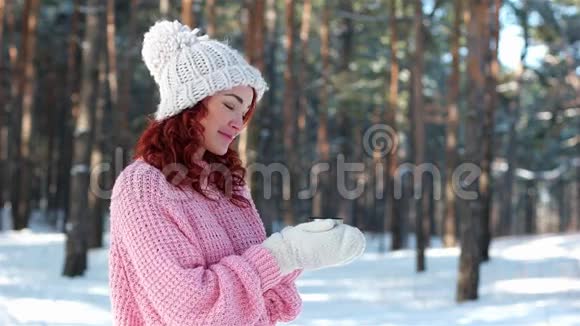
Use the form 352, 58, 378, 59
108, 20, 366, 326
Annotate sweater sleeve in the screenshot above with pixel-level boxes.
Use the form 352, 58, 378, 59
110, 167, 284, 326
237, 178, 304, 324
264, 269, 303, 324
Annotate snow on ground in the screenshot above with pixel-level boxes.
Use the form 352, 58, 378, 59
0, 222, 579, 326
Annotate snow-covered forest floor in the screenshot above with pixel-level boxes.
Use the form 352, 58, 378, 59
1, 218, 579, 325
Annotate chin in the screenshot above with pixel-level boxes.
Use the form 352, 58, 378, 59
207, 146, 229, 156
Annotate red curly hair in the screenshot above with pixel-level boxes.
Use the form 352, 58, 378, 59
133, 90, 257, 208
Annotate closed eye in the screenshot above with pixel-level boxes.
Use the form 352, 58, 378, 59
224, 103, 235, 111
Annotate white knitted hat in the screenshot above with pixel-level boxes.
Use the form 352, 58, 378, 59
141, 20, 268, 121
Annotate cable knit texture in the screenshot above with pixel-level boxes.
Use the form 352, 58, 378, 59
108, 159, 302, 325
141, 20, 268, 121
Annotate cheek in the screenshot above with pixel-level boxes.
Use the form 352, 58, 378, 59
196, 119, 213, 144
199, 112, 215, 130
201, 124, 215, 142
211, 109, 228, 122
203, 108, 226, 127
199, 117, 221, 145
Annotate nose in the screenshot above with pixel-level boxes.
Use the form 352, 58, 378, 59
229, 112, 243, 131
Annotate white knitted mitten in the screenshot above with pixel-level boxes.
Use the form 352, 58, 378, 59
262, 220, 366, 275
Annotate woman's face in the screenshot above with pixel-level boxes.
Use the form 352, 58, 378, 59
199, 85, 254, 156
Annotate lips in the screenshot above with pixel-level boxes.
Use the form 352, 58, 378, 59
218, 131, 234, 140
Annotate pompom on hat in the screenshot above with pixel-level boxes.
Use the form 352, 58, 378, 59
141, 20, 268, 121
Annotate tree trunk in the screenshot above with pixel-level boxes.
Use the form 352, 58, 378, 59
54, 0, 81, 231
335, 114, 354, 223
480, 0, 501, 262
569, 172, 579, 231
312, 0, 330, 218
577, 169, 580, 232
238, 0, 265, 240
523, 179, 536, 234
557, 178, 566, 232
205, 0, 216, 36
387, 0, 402, 251
282, 0, 296, 226
369, 105, 384, 238
106, 0, 120, 202
499, 3, 529, 237
0, 0, 4, 107
456, 0, 486, 302
238, 1, 252, 167
411, 0, 427, 272
252, 0, 266, 73
443, 0, 462, 248
499, 101, 517, 236
0, 0, 6, 213
426, 165, 434, 246
253, 0, 280, 234
88, 43, 108, 249
63, 0, 101, 277
564, 171, 572, 230
297, 0, 312, 140
10, 0, 41, 230
2, 0, 17, 218
335, 0, 355, 223
239, 0, 265, 169
352, 116, 365, 229
116, 0, 137, 168
181, 0, 195, 28
296, 0, 312, 219
159, 0, 170, 17
397, 172, 413, 249
107, 0, 118, 119
43, 54, 58, 226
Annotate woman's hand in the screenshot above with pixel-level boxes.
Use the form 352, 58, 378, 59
262, 220, 366, 275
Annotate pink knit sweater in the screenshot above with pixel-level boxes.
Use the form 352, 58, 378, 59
108, 158, 302, 325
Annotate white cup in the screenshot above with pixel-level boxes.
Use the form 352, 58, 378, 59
308, 217, 344, 224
